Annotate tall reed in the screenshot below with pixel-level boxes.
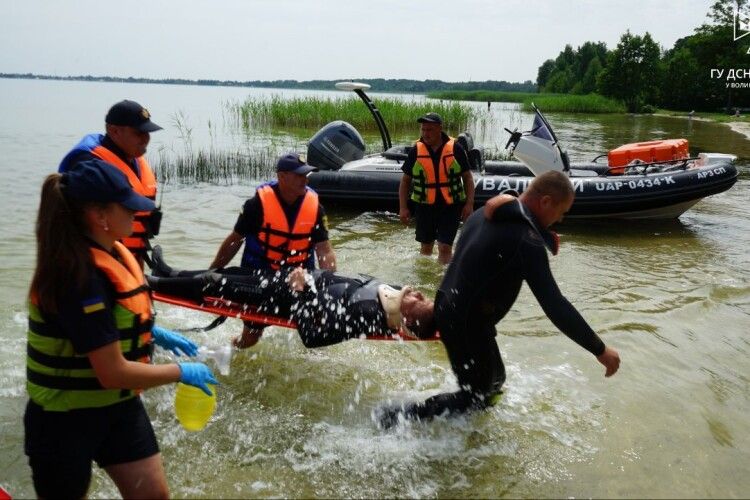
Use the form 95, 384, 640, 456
227, 96, 477, 133
154, 148, 279, 185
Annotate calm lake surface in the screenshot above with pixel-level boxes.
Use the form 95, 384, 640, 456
1, 78, 749, 499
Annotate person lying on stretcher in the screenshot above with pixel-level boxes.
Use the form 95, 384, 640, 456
147, 246, 437, 347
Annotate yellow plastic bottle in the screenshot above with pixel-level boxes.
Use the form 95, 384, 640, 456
174, 382, 216, 431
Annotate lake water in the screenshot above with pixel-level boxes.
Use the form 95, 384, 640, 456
1, 78, 749, 498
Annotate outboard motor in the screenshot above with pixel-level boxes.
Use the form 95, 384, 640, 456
457, 132, 484, 170
307, 121, 366, 171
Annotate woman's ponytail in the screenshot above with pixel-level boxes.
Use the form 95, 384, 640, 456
30, 174, 92, 313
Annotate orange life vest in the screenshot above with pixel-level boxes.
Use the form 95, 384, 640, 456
411, 139, 466, 205
90, 146, 157, 258
255, 185, 319, 270
26, 242, 154, 410
90, 242, 154, 381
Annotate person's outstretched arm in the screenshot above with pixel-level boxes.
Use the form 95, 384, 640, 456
315, 241, 337, 271
210, 231, 244, 269
524, 243, 620, 377
460, 170, 475, 221
454, 144, 475, 221
597, 347, 620, 377
398, 174, 412, 224
88, 341, 217, 395
399, 147, 416, 224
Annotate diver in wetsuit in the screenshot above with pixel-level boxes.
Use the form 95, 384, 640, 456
379, 171, 621, 427
147, 248, 437, 346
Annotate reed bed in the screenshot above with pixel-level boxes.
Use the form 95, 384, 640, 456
227, 96, 477, 133
428, 90, 626, 114
158, 98, 496, 184
154, 148, 278, 185
155, 143, 515, 184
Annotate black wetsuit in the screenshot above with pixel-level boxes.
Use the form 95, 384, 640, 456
149, 268, 391, 348
382, 198, 606, 426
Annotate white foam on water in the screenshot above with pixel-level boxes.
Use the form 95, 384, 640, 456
230, 357, 606, 496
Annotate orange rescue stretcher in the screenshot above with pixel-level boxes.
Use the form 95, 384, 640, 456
152, 292, 439, 342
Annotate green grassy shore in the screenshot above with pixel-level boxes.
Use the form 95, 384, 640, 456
427, 90, 626, 114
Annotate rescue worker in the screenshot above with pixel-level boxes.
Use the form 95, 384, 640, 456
210, 152, 337, 348
398, 112, 475, 264
59, 100, 163, 267
148, 246, 438, 345
24, 160, 217, 498
380, 171, 620, 428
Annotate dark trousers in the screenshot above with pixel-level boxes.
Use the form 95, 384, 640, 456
403, 301, 506, 421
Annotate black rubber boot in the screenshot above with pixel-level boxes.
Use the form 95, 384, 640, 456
150, 245, 178, 277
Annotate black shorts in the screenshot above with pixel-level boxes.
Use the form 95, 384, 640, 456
24, 396, 159, 498
414, 203, 463, 245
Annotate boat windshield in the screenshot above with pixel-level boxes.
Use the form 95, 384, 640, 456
530, 109, 556, 143
531, 113, 553, 142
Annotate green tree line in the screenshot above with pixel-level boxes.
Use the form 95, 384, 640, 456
536, 0, 750, 113
0, 73, 535, 94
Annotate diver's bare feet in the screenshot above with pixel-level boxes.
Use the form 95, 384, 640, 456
232, 328, 263, 349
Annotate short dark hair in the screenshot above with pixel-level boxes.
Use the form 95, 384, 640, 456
405, 308, 437, 339
526, 171, 574, 203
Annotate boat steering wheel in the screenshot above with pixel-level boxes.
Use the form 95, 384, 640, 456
504, 128, 522, 149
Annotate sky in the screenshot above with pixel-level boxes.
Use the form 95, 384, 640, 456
1, 0, 715, 84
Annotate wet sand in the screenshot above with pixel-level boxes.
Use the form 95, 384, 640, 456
726, 120, 750, 139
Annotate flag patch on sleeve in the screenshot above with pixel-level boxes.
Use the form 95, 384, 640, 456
82, 296, 105, 314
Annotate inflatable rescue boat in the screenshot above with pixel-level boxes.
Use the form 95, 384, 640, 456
306, 83, 738, 219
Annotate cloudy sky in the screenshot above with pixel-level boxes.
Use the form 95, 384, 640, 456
2, 0, 715, 83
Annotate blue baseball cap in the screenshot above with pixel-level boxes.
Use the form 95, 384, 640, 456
61, 160, 156, 212
276, 153, 318, 175
105, 100, 163, 133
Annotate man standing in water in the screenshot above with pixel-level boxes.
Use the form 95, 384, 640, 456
59, 100, 163, 267
210, 153, 337, 348
398, 112, 475, 264
380, 171, 620, 427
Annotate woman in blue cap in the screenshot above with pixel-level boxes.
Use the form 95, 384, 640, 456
24, 160, 218, 498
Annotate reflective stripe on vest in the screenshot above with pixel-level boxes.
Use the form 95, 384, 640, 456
410, 139, 466, 205
90, 145, 157, 256
26, 242, 154, 411
256, 185, 319, 270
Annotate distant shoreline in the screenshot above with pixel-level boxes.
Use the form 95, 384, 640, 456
0, 72, 536, 94
654, 111, 750, 140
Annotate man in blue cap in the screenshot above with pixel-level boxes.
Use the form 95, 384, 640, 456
398, 112, 475, 264
210, 152, 337, 348
58, 100, 164, 266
